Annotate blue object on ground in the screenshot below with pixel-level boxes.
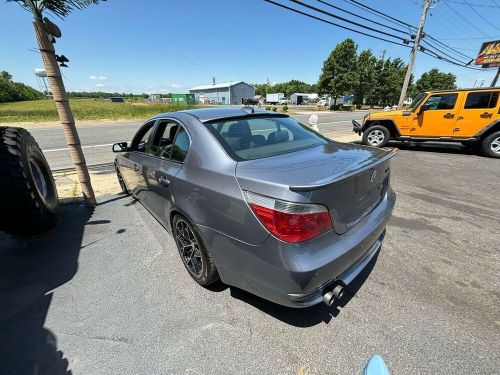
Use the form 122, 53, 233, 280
364, 355, 390, 375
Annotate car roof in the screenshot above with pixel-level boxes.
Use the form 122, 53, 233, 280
152, 107, 287, 123
427, 87, 500, 94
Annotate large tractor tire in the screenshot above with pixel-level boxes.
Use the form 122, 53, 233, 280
0, 127, 59, 234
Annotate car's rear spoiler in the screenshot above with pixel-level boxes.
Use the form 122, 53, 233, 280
289, 148, 399, 192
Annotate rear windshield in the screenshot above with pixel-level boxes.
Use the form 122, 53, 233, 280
205, 116, 328, 161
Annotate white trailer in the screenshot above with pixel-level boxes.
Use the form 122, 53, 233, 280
266, 93, 284, 104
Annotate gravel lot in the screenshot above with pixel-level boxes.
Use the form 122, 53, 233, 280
0, 142, 499, 374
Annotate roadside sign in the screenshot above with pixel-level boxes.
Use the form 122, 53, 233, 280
475, 40, 500, 68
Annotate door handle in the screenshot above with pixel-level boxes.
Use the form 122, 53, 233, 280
480, 112, 492, 118
158, 175, 170, 186
443, 113, 454, 119
453, 128, 460, 132
133, 164, 139, 172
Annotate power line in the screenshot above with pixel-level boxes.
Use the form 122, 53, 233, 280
262, 0, 412, 46
441, 0, 492, 37
344, 0, 417, 30
445, 0, 500, 7
288, 0, 410, 40
263, 0, 489, 71
315, 0, 410, 35
461, 0, 500, 31
421, 39, 472, 64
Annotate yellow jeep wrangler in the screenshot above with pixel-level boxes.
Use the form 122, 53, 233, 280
353, 88, 500, 158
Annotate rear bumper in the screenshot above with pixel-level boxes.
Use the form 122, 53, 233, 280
197, 188, 396, 308
352, 119, 363, 135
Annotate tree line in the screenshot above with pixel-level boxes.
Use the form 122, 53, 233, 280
0, 71, 45, 103
260, 39, 457, 108
318, 39, 456, 107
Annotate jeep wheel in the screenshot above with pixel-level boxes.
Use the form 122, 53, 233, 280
0, 127, 59, 234
363, 125, 390, 147
482, 131, 500, 158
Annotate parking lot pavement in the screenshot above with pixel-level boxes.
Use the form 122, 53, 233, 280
1, 144, 499, 374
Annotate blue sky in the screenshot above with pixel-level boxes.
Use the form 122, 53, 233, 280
1, 0, 499, 94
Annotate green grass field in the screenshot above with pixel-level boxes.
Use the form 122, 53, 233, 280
0, 99, 196, 122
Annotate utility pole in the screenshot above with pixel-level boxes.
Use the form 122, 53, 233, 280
380, 49, 387, 61
397, 0, 432, 109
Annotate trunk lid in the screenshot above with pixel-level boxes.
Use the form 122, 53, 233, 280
235, 142, 397, 234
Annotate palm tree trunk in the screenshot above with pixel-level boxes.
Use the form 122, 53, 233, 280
33, 20, 96, 206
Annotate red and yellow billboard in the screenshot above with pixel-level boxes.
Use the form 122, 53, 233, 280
475, 40, 500, 68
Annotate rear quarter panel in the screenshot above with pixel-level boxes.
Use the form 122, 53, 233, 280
170, 114, 270, 246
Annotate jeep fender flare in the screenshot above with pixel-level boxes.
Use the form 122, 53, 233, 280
362, 119, 401, 139
474, 119, 500, 140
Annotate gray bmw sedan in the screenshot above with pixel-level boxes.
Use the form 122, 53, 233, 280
113, 107, 397, 307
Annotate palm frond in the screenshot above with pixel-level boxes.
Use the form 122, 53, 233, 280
9, 0, 105, 19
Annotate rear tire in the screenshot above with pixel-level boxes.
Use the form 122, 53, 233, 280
362, 125, 390, 147
0, 127, 59, 234
172, 215, 219, 286
481, 131, 500, 158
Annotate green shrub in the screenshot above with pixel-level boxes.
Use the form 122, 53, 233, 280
329, 104, 341, 111
265, 106, 272, 110
282, 105, 288, 112
341, 105, 354, 111
271, 106, 277, 112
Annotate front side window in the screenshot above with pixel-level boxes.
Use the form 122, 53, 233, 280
464, 91, 499, 109
149, 120, 179, 159
409, 92, 426, 110
423, 93, 458, 110
131, 120, 155, 152
148, 120, 190, 162
206, 116, 327, 161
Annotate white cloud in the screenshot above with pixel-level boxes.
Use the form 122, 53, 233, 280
170, 83, 182, 88
89, 75, 107, 80
95, 83, 105, 87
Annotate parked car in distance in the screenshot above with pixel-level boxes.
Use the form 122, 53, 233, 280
242, 98, 259, 105
353, 87, 500, 158
113, 108, 397, 307
278, 98, 290, 105
317, 99, 328, 107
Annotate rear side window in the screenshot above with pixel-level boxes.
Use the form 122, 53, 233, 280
464, 91, 499, 109
206, 116, 327, 161
170, 127, 190, 163
424, 93, 458, 110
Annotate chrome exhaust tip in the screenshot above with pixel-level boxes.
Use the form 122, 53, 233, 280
322, 284, 345, 306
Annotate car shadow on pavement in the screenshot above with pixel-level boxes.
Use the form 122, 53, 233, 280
228, 251, 380, 327
0, 202, 95, 375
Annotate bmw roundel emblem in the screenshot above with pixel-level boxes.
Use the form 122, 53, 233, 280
370, 170, 377, 182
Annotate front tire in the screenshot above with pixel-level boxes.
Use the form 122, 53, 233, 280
172, 215, 219, 286
362, 125, 390, 147
481, 131, 500, 158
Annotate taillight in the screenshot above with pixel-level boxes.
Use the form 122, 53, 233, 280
244, 191, 333, 243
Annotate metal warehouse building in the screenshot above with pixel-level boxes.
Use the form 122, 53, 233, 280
189, 81, 255, 105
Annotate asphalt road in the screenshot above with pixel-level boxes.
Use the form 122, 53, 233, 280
1, 141, 499, 374
30, 111, 370, 170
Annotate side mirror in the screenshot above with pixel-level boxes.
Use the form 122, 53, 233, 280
419, 104, 430, 114
112, 142, 128, 153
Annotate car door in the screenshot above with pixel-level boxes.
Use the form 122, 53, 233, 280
120, 120, 156, 200
411, 92, 461, 137
454, 90, 500, 137
141, 119, 190, 227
